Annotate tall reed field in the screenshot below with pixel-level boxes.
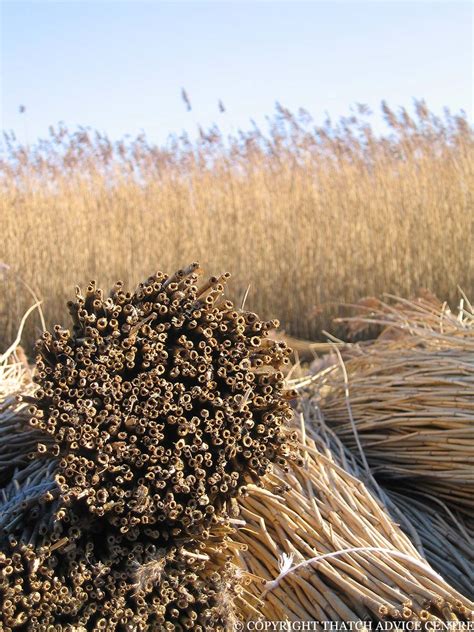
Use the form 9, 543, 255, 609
1, 101, 473, 351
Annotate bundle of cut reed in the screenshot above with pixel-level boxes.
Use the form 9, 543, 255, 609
306, 398, 474, 601
301, 294, 474, 512
304, 405, 474, 600
385, 488, 474, 598
0, 266, 299, 630
233, 427, 474, 624
0, 331, 42, 487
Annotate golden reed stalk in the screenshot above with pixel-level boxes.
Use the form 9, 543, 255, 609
1, 102, 473, 350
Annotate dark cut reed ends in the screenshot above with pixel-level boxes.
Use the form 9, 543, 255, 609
0, 264, 298, 630
0, 449, 239, 630
0, 522, 239, 630
29, 263, 298, 539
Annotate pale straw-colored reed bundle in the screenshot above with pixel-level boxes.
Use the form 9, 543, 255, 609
0, 308, 41, 485
301, 294, 474, 512
385, 488, 473, 598
232, 421, 474, 625
2, 293, 473, 628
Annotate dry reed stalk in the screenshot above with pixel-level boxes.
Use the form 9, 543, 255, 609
301, 295, 474, 512
232, 429, 474, 624
0, 321, 35, 401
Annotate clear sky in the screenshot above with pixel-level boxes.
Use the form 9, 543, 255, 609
1, 1, 472, 146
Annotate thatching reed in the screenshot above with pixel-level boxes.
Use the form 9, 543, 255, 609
0, 265, 299, 630
386, 488, 474, 598
0, 507, 239, 630
0, 314, 43, 485
304, 294, 474, 512
1, 101, 473, 352
233, 425, 474, 624
1, 286, 473, 628
28, 263, 298, 540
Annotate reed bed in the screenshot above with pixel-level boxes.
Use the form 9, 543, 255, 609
233, 427, 474, 624
1, 101, 473, 351
304, 294, 474, 512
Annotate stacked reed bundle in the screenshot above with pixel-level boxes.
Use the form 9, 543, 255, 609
385, 488, 474, 598
0, 264, 298, 630
0, 333, 43, 486
303, 295, 474, 512
233, 425, 474, 624
0, 506, 238, 630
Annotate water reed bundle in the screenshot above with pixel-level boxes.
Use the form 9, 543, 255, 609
29, 262, 298, 538
233, 426, 474, 624
0, 507, 238, 630
0, 342, 42, 486
0, 264, 298, 630
385, 488, 474, 598
305, 295, 474, 512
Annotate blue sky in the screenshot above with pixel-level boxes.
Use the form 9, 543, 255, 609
1, 1, 472, 145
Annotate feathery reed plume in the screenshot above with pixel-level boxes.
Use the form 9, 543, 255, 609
1, 101, 472, 350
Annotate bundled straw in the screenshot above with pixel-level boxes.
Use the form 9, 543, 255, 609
0, 265, 298, 630
385, 488, 474, 598
0, 510, 239, 630
233, 425, 474, 624
2, 286, 473, 628
0, 324, 42, 486
28, 263, 298, 540
304, 294, 474, 512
